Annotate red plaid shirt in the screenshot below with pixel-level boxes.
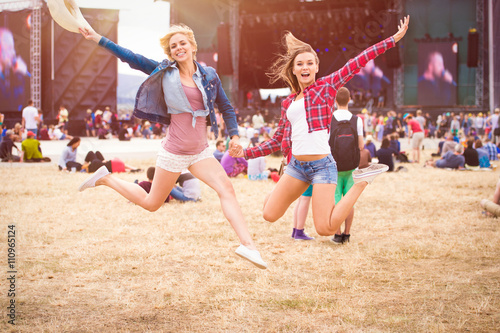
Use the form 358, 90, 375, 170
245, 36, 395, 161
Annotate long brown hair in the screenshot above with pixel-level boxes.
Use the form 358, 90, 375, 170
267, 32, 319, 94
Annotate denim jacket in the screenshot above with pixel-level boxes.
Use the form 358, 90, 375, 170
98, 37, 238, 139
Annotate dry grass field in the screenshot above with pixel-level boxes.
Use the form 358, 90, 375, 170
1, 151, 499, 332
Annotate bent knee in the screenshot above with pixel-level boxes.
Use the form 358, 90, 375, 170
144, 201, 163, 212
262, 211, 279, 223
316, 228, 332, 237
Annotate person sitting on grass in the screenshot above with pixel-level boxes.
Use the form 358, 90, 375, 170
376, 137, 397, 172
58, 137, 83, 171
213, 140, 226, 162
474, 139, 491, 169
364, 135, 376, 158
170, 170, 202, 202
21, 131, 51, 162
0, 130, 21, 162
464, 137, 480, 170
425, 143, 465, 169
118, 123, 131, 141
137, 167, 171, 203
482, 137, 499, 161
81, 151, 141, 173
137, 167, 201, 202
221, 150, 247, 177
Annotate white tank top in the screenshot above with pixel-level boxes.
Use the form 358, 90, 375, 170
286, 98, 331, 156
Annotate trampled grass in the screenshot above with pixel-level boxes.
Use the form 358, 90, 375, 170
0, 153, 498, 332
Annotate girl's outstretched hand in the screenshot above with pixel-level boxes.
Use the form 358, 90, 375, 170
393, 15, 410, 43
79, 26, 101, 43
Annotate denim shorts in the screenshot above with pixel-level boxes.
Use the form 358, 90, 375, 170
285, 155, 337, 185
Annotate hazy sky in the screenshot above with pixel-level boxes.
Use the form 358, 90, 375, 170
0, 0, 171, 76
79, 0, 171, 76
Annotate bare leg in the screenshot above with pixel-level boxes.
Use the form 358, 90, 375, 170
124, 163, 139, 171
188, 158, 258, 250
262, 174, 310, 222
493, 178, 500, 205
344, 208, 354, 235
311, 182, 367, 236
293, 195, 311, 229
96, 167, 178, 212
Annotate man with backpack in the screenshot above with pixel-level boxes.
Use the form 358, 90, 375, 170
329, 87, 365, 244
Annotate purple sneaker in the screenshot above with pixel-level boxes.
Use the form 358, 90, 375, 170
294, 229, 314, 241
291, 228, 296, 239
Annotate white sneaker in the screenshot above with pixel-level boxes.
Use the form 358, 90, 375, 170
78, 166, 110, 192
235, 245, 268, 269
353, 164, 389, 184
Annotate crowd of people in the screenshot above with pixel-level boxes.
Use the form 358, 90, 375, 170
2, 14, 499, 271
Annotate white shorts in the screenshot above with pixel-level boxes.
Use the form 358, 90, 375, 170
156, 146, 214, 172
411, 132, 425, 149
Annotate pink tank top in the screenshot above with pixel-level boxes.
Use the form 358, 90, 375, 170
162, 84, 208, 155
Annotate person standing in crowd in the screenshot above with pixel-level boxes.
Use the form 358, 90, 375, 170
450, 115, 460, 137
57, 105, 69, 129
330, 87, 365, 244
230, 16, 410, 236
78, 23, 267, 269
475, 112, 485, 138
415, 109, 426, 134
252, 109, 265, 135
329, 87, 364, 244
492, 108, 500, 144
94, 110, 103, 130
291, 185, 315, 241
406, 114, 424, 163
85, 109, 95, 137
22, 100, 39, 136
484, 111, 492, 141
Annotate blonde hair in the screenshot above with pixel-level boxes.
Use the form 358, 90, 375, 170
267, 32, 319, 94
160, 24, 197, 61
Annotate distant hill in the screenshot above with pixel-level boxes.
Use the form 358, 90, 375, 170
117, 73, 146, 110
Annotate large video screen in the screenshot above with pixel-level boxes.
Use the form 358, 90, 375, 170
417, 42, 458, 106
0, 9, 31, 112
345, 58, 393, 109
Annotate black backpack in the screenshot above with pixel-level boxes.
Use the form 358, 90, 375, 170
329, 115, 360, 172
